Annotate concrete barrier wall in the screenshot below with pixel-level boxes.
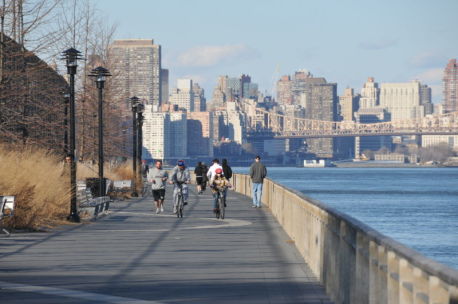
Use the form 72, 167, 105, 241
232, 173, 458, 304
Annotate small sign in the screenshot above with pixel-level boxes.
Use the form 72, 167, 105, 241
1, 196, 15, 218
113, 180, 132, 189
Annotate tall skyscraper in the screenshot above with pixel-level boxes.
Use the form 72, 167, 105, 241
359, 77, 379, 109
339, 88, 359, 121
142, 107, 170, 160
109, 39, 162, 109
192, 83, 206, 111
161, 69, 169, 104
276, 75, 293, 105
443, 59, 458, 113
187, 112, 213, 156
305, 82, 339, 158
169, 78, 194, 112
142, 105, 187, 161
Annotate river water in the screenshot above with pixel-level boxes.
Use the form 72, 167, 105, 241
233, 167, 458, 269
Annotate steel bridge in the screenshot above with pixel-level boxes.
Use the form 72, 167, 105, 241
247, 109, 458, 139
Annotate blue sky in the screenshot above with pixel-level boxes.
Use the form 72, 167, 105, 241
96, 0, 458, 102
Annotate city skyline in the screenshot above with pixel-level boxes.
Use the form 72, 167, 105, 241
96, 0, 458, 102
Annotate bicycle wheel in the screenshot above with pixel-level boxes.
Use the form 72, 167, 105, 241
176, 195, 181, 218
218, 195, 225, 219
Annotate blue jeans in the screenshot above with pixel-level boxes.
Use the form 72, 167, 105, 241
252, 183, 263, 207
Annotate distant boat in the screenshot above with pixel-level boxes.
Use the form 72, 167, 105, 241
302, 159, 333, 168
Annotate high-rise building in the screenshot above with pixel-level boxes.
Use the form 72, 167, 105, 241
142, 107, 170, 160
443, 59, 458, 113
420, 84, 433, 115
305, 82, 339, 158
169, 79, 194, 112
187, 112, 213, 156
359, 77, 379, 109
142, 106, 187, 161
379, 81, 429, 121
161, 69, 169, 104
339, 88, 359, 121
169, 112, 187, 158
192, 83, 206, 111
109, 39, 162, 108
276, 75, 293, 105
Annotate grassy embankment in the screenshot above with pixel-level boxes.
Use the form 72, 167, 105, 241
0, 145, 132, 230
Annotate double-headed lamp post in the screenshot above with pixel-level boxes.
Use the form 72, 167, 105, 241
89, 66, 111, 197
62, 48, 82, 223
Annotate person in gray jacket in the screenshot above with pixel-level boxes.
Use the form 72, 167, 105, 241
169, 160, 191, 214
249, 155, 267, 208
147, 160, 168, 214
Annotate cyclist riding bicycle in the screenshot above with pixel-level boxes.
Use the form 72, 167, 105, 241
209, 168, 231, 214
169, 160, 191, 214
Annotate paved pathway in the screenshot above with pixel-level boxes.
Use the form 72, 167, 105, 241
0, 185, 333, 303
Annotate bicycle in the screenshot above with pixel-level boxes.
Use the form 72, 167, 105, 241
175, 182, 185, 218
215, 188, 227, 220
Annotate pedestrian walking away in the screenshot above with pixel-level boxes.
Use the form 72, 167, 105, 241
249, 155, 267, 208
147, 160, 168, 213
194, 161, 205, 194
169, 160, 191, 214
201, 162, 209, 192
221, 159, 232, 181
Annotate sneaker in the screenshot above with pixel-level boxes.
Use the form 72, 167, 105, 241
183, 202, 188, 206
156, 209, 160, 214
252, 205, 257, 208
224, 202, 227, 207
161, 206, 164, 212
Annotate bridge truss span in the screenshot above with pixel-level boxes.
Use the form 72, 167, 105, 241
248, 109, 458, 138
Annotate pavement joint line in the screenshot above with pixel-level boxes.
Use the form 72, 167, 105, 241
88, 217, 252, 232
0, 281, 164, 304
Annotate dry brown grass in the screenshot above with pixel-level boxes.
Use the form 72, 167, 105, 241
0, 145, 136, 229
76, 161, 134, 180
0, 144, 70, 230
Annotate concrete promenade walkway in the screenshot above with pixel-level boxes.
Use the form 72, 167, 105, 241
0, 185, 332, 303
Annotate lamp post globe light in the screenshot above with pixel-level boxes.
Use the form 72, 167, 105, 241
61, 48, 82, 223
89, 66, 111, 197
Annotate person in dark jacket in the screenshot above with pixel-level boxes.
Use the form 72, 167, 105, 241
249, 155, 267, 208
194, 161, 205, 194
221, 159, 232, 202
221, 159, 232, 181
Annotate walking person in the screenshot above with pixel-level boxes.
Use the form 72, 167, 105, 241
221, 159, 232, 181
169, 160, 191, 214
194, 161, 205, 194
249, 155, 267, 208
201, 162, 209, 192
147, 160, 168, 213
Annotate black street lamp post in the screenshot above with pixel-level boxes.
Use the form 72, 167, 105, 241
130, 96, 140, 196
136, 103, 144, 190
62, 48, 82, 222
89, 66, 111, 197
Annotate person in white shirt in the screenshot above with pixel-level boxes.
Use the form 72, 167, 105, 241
206, 158, 223, 182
